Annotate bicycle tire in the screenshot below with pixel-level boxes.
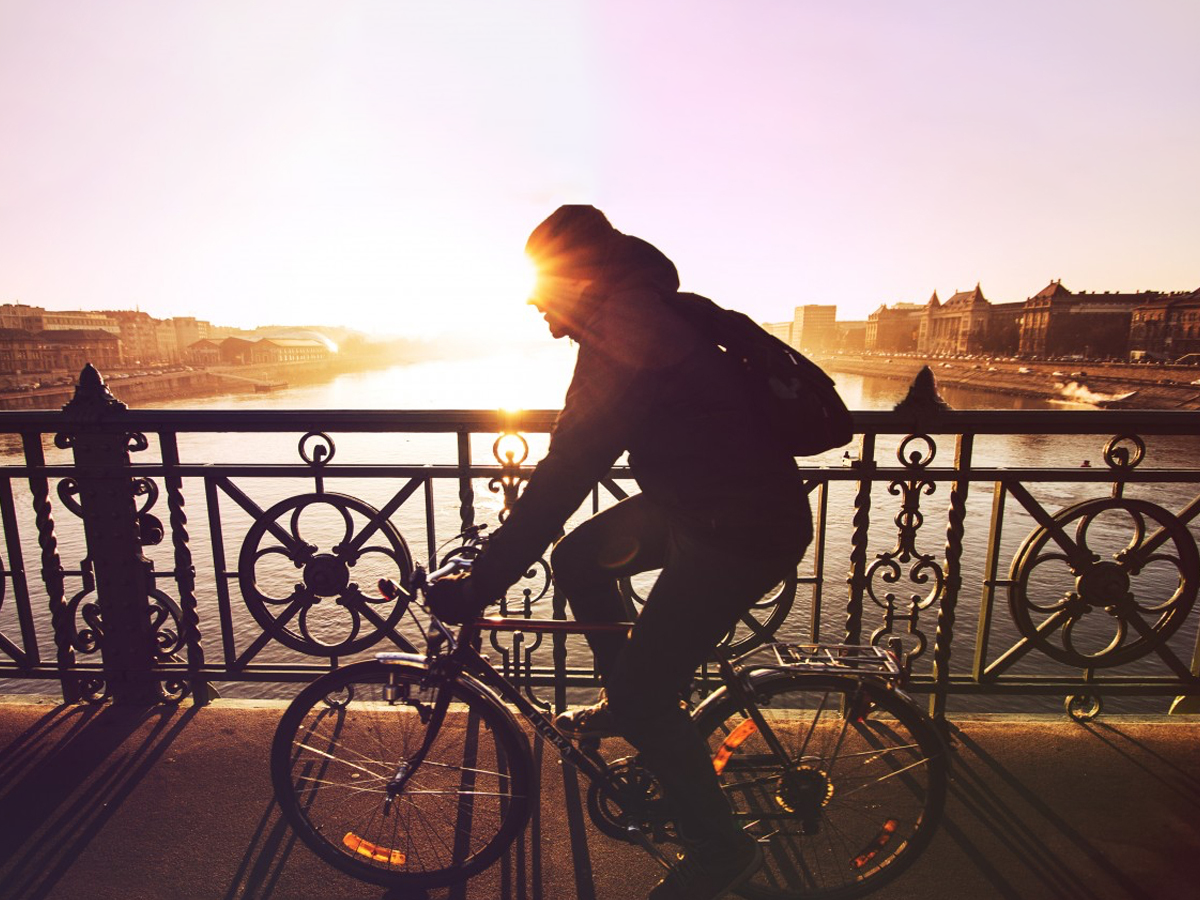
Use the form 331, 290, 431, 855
694, 672, 947, 900
271, 660, 533, 889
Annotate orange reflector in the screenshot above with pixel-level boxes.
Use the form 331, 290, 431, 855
713, 718, 758, 775
344, 832, 406, 866
852, 818, 898, 869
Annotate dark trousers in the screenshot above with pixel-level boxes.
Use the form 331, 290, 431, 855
550, 493, 804, 843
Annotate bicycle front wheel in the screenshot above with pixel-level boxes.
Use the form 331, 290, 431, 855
695, 673, 947, 900
271, 660, 532, 889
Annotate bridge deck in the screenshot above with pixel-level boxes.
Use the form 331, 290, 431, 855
0, 700, 1196, 900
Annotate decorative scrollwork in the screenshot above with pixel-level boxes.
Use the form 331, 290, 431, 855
132, 478, 160, 514
1102, 435, 1145, 471
56, 478, 84, 518
65, 585, 103, 655
149, 588, 185, 660
437, 541, 552, 614
1008, 497, 1199, 668
489, 432, 530, 521
79, 675, 110, 704
56, 477, 163, 546
161, 677, 190, 702
489, 556, 555, 709
897, 433, 937, 469
299, 432, 336, 467
237, 493, 414, 656
435, 537, 554, 706
133, 477, 164, 546
127, 432, 150, 453
864, 434, 943, 664
498, 559, 553, 616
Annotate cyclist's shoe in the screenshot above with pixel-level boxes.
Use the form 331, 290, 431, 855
648, 831, 762, 900
554, 691, 619, 739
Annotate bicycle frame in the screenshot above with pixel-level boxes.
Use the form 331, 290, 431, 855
278, 569, 946, 895
377, 616, 639, 815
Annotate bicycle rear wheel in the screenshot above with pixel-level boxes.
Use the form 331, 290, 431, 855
271, 660, 532, 889
695, 672, 946, 900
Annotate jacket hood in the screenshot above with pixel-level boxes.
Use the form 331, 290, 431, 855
526, 205, 680, 294
603, 234, 681, 295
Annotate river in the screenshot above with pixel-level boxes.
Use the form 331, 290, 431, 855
2, 350, 1197, 715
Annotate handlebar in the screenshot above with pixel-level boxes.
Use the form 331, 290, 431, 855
394, 556, 472, 599
378, 523, 489, 603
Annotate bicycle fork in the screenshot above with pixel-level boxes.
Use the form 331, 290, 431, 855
379, 667, 453, 810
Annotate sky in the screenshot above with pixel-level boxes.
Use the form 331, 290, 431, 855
2, 0, 1198, 343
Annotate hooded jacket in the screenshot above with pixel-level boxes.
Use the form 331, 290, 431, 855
470, 235, 811, 599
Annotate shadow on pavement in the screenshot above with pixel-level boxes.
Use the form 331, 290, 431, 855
0, 704, 196, 900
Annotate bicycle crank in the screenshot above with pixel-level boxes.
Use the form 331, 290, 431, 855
585, 757, 673, 844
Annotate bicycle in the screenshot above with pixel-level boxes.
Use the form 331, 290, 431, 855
271, 526, 949, 899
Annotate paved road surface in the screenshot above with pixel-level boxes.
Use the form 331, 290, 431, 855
0, 700, 1197, 900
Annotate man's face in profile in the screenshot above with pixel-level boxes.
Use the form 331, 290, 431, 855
528, 273, 593, 339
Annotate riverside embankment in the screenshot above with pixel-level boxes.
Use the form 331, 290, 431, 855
0, 357, 394, 410
820, 354, 1200, 410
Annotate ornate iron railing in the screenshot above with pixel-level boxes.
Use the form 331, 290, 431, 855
0, 365, 1197, 720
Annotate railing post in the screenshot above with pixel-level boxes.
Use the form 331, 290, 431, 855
57, 366, 161, 704
845, 433, 875, 644
931, 432, 972, 722
457, 430, 474, 535
22, 433, 80, 702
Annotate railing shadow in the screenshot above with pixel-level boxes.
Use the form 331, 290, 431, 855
1080, 721, 1200, 802
0, 703, 197, 900
226, 728, 633, 900
942, 723, 1170, 900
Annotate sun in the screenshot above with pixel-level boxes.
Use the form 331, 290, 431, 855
435, 251, 545, 343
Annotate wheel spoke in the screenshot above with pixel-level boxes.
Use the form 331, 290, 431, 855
271, 662, 530, 888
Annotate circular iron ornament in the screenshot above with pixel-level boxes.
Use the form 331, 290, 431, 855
896, 434, 936, 469
238, 493, 413, 656
298, 432, 336, 467
1065, 693, 1102, 721
1008, 498, 1198, 668
0, 556, 6, 610
493, 432, 530, 467
1102, 434, 1146, 471
618, 570, 797, 654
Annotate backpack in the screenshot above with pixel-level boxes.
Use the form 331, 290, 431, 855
662, 292, 854, 456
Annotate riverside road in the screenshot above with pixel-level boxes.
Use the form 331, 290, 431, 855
0, 700, 1197, 900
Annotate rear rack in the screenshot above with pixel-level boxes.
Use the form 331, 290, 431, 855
734, 643, 901, 680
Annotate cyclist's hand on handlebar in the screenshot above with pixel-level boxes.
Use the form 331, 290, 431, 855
425, 571, 489, 625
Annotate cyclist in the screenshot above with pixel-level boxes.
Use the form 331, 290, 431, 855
427, 205, 812, 900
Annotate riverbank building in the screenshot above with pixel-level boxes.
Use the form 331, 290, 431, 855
1129, 288, 1200, 360
1017, 280, 1174, 359
912, 285, 1023, 356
